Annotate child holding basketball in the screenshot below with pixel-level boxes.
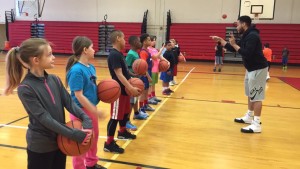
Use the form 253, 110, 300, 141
139, 33, 155, 112
148, 35, 168, 102
161, 41, 175, 95
105, 30, 141, 154
125, 36, 148, 126
169, 39, 180, 86
66, 36, 106, 169
3, 38, 93, 169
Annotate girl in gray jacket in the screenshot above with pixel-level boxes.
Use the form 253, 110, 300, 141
3, 38, 93, 169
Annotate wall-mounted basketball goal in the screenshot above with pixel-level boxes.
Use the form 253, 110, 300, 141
239, 0, 275, 20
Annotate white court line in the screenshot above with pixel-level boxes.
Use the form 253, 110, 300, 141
0, 124, 126, 141
0, 124, 28, 129
104, 67, 195, 168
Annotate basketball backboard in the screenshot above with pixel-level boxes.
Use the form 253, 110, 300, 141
15, 0, 38, 18
15, 0, 45, 19
239, 0, 275, 20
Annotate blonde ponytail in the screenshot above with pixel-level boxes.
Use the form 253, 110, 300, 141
3, 47, 24, 95
3, 38, 49, 95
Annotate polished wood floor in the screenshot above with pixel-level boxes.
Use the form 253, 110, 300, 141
0, 53, 300, 169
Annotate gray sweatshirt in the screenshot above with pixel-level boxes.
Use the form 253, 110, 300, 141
17, 71, 92, 153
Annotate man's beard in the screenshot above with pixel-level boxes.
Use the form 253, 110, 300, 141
238, 27, 245, 34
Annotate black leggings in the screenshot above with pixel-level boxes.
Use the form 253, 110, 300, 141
27, 149, 66, 169
267, 61, 271, 71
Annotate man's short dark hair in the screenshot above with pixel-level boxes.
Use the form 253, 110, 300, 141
140, 33, 150, 44
238, 15, 252, 27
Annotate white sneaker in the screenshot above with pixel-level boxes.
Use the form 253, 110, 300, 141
139, 109, 149, 117
169, 81, 175, 86
241, 120, 261, 133
234, 113, 253, 124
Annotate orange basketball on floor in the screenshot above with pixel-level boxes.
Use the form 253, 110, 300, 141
57, 120, 93, 156
178, 55, 185, 62
97, 79, 121, 103
133, 59, 148, 75
159, 60, 170, 72
125, 78, 144, 96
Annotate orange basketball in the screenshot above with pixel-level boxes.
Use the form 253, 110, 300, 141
57, 120, 93, 156
125, 78, 144, 96
159, 60, 170, 72
97, 79, 121, 103
178, 55, 185, 62
133, 59, 148, 75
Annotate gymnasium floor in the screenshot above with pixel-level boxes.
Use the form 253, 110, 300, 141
0, 53, 300, 169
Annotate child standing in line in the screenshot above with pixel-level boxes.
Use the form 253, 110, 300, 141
66, 36, 106, 169
4, 38, 92, 169
161, 41, 175, 95
169, 39, 180, 85
147, 35, 167, 102
139, 33, 155, 112
125, 35, 148, 131
105, 30, 141, 154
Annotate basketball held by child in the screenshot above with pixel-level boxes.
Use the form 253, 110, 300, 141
178, 55, 186, 62
97, 79, 121, 103
125, 78, 144, 96
133, 59, 148, 75
159, 60, 170, 72
57, 120, 93, 156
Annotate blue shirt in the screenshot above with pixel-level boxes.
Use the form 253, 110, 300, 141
67, 62, 99, 107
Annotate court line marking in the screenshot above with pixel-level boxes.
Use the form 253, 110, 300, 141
0, 116, 28, 129
104, 67, 195, 168
157, 96, 300, 110
0, 124, 128, 141
0, 143, 168, 169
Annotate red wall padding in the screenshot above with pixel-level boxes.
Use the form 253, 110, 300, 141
170, 23, 300, 63
8, 21, 300, 63
8, 21, 141, 54
170, 23, 231, 60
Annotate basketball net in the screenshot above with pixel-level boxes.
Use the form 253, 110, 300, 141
253, 13, 260, 23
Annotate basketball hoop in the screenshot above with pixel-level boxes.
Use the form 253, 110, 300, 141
253, 13, 260, 23
17, 0, 38, 18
